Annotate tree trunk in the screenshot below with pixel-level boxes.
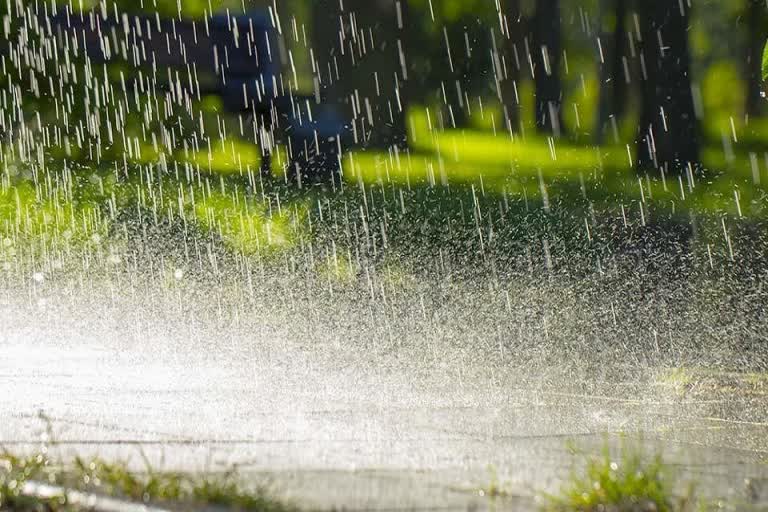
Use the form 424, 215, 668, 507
532, 0, 564, 136
394, 0, 412, 147
595, 0, 628, 145
745, 0, 767, 118
311, 0, 409, 151
439, 19, 492, 130
498, 0, 525, 133
636, 0, 699, 172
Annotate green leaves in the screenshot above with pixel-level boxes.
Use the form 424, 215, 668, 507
762, 39, 768, 81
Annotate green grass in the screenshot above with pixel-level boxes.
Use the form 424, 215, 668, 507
543, 442, 697, 512
655, 367, 768, 398
0, 448, 295, 511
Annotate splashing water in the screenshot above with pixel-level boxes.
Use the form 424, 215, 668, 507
0, 0, 766, 509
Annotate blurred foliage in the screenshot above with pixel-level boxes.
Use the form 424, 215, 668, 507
54, 0, 239, 17
1, 0, 767, 256
763, 41, 768, 81
703, 62, 744, 119
408, 0, 495, 27
4, 0, 763, 150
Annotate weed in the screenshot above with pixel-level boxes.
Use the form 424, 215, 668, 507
543, 442, 697, 512
0, 448, 295, 511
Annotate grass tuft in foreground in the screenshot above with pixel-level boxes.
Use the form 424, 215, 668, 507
542, 442, 697, 512
1, 451, 62, 511
0, 448, 296, 511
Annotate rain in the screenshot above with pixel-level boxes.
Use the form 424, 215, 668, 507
0, 0, 767, 510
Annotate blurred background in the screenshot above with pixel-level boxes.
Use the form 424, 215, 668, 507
1, 0, 768, 370
3, 0, 767, 177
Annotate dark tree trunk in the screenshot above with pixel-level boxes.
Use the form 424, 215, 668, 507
394, 0, 412, 147
745, 0, 767, 118
440, 18, 492, 129
498, 0, 525, 133
595, 0, 628, 144
636, 0, 699, 172
532, 0, 564, 136
311, 0, 409, 151
309, 0, 339, 100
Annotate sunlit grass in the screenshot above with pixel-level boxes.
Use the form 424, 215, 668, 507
0, 448, 295, 511
543, 442, 697, 512
3, 102, 768, 272
179, 138, 263, 175
314, 249, 357, 285
414, 116, 625, 173
338, 108, 768, 217
0, 178, 109, 263
193, 190, 303, 255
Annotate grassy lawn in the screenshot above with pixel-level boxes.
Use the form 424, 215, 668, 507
3, 103, 768, 268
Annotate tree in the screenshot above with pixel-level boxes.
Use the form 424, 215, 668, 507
497, 0, 526, 134
531, 0, 564, 136
744, 0, 768, 118
311, 0, 410, 151
636, 0, 699, 172
438, 17, 492, 129
595, 0, 629, 144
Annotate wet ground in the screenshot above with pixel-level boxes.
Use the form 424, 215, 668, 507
1, 268, 767, 511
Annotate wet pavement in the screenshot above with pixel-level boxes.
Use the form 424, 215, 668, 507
1, 266, 767, 511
